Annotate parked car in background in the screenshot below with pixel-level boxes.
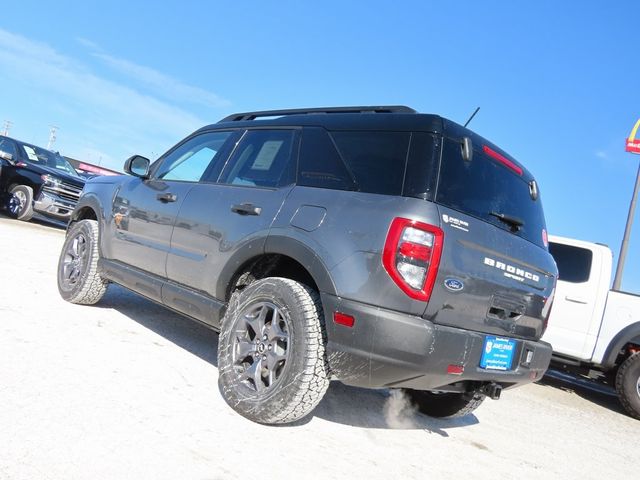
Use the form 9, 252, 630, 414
543, 235, 640, 419
0, 135, 85, 222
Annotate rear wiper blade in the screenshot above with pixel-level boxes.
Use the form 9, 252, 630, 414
490, 211, 524, 231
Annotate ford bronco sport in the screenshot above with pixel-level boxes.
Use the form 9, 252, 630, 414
57, 106, 557, 424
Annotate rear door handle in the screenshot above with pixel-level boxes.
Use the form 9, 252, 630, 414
157, 193, 177, 203
565, 295, 588, 304
231, 203, 262, 216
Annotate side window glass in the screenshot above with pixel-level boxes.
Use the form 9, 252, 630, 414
403, 133, 439, 201
298, 128, 356, 191
330, 131, 410, 195
220, 130, 296, 188
155, 131, 233, 182
0, 138, 17, 159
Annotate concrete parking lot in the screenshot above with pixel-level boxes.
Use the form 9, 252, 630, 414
0, 216, 637, 480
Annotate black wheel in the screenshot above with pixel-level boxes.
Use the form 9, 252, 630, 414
615, 352, 640, 420
217, 277, 330, 424
403, 389, 486, 418
10, 185, 34, 221
57, 219, 108, 305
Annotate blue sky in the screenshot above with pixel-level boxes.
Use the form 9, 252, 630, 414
1, 1, 639, 293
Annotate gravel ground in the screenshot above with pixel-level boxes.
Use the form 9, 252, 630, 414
0, 215, 637, 480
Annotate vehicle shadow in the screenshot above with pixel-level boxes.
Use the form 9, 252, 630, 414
537, 370, 627, 417
0, 210, 66, 230
97, 284, 479, 433
98, 284, 219, 366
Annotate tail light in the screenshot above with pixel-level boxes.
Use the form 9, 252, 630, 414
382, 217, 443, 301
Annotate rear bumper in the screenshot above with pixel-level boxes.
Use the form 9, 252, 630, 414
322, 293, 552, 391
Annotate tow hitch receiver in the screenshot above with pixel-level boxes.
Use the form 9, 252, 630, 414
482, 382, 503, 400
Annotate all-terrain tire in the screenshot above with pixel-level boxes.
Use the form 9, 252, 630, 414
217, 277, 330, 424
403, 389, 486, 418
57, 219, 108, 305
615, 352, 640, 420
10, 185, 34, 221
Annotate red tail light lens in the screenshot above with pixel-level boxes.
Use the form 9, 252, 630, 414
382, 218, 444, 301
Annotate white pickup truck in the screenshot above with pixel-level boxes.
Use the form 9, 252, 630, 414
542, 235, 640, 419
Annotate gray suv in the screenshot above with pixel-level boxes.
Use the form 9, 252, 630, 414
57, 106, 557, 424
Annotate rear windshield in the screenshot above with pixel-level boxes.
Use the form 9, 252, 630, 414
436, 138, 547, 248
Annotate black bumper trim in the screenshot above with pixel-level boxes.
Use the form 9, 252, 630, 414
322, 293, 552, 391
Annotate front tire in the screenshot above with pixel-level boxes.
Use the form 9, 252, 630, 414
217, 278, 330, 424
10, 185, 34, 221
57, 219, 108, 305
615, 352, 640, 420
403, 389, 486, 418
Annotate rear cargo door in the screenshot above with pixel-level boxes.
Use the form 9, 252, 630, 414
424, 138, 557, 341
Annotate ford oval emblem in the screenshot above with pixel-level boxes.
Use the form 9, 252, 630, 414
444, 278, 464, 292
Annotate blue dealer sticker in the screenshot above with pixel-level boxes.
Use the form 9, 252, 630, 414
480, 336, 517, 371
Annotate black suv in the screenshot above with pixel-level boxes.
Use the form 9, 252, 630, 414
0, 135, 85, 222
57, 106, 557, 424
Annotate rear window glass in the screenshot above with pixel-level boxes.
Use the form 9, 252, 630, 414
298, 128, 357, 191
330, 131, 410, 195
436, 138, 547, 247
548, 243, 592, 283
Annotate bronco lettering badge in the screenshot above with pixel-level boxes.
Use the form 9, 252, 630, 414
484, 257, 540, 283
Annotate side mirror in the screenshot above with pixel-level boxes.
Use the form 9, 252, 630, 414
124, 155, 150, 178
0, 151, 14, 162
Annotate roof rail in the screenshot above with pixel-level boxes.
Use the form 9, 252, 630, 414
218, 105, 416, 122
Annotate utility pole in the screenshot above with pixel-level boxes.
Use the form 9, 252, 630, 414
47, 125, 58, 150
2, 120, 13, 136
613, 119, 640, 290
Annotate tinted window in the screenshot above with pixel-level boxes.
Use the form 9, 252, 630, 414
0, 137, 17, 159
330, 131, 410, 195
220, 129, 296, 188
156, 131, 233, 182
19, 143, 79, 177
548, 243, 592, 283
403, 133, 439, 201
436, 138, 547, 247
298, 128, 356, 191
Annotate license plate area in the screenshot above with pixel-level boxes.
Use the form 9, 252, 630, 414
480, 336, 517, 371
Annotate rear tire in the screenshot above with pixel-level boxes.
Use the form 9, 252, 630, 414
403, 389, 486, 418
217, 277, 330, 424
57, 219, 108, 305
615, 352, 640, 420
10, 185, 34, 221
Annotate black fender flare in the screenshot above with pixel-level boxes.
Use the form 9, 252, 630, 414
214, 234, 337, 301
602, 321, 640, 369
70, 193, 104, 224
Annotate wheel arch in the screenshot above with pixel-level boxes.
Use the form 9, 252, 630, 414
218, 237, 336, 302
602, 322, 640, 370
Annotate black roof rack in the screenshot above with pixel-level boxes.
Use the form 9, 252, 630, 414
219, 105, 416, 122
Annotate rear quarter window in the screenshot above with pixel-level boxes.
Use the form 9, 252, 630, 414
330, 131, 411, 195
548, 243, 593, 283
436, 138, 547, 248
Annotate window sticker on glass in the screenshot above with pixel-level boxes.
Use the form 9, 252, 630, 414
251, 140, 282, 171
23, 146, 38, 161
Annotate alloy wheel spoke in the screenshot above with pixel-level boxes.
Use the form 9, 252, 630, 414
267, 315, 288, 343
240, 357, 265, 392
235, 337, 255, 361
245, 305, 269, 338
265, 349, 286, 372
